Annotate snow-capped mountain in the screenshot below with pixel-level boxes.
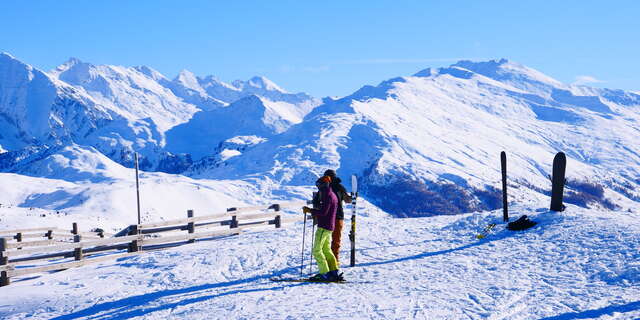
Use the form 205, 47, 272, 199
0, 53, 320, 174
51, 58, 199, 133
192, 59, 640, 216
1, 53, 639, 218
154, 69, 226, 111
0, 53, 99, 150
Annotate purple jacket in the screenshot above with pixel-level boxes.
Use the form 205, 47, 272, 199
311, 182, 338, 231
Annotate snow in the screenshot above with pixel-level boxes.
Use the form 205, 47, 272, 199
1, 53, 640, 318
1, 201, 639, 319
165, 95, 308, 160
219, 149, 241, 161
0, 162, 261, 233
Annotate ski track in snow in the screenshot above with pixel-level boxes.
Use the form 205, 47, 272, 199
0, 202, 639, 319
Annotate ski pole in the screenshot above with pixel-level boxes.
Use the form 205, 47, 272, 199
300, 212, 307, 277
309, 220, 315, 275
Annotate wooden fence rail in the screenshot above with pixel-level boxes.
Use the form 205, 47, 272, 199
0, 227, 110, 242
0, 200, 311, 287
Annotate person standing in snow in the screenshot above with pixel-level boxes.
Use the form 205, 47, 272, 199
302, 175, 341, 281
322, 169, 352, 266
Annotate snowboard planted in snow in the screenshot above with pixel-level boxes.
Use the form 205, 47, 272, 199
550, 152, 567, 212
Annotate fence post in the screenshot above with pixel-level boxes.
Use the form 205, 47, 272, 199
15, 232, 22, 250
227, 208, 239, 229
1, 237, 9, 286
272, 203, 282, 228
274, 215, 282, 228
0, 238, 8, 265
72, 222, 78, 235
46, 229, 53, 240
230, 215, 238, 229
187, 210, 195, 243
128, 225, 140, 253
73, 234, 83, 261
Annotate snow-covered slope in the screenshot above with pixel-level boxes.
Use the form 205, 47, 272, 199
1, 202, 639, 319
0, 168, 263, 234
192, 59, 640, 216
166, 95, 311, 160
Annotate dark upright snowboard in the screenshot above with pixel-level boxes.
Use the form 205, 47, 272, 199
550, 152, 566, 212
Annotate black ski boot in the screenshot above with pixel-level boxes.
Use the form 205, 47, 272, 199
327, 270, 345, 282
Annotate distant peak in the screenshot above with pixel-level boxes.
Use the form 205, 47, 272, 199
173, 69, 206, 92
133, 65, 166, 80
51, 57, 92, 76
0, 52, 33, 71
245, 76, 287, 93
413, 68, 434, 77
414, 58, 563, 86
175, 69, 198, 83
65, 57, 84, 65
0, 52, 16, 60
201, 75, 221, 83
452, 58, 513, 72
178, 69, 195, 76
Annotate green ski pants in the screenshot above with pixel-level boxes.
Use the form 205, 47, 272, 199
313, 227, 338, 274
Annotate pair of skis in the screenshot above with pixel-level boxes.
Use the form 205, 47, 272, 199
475, 152, 509, 239
349, 174, 358, 267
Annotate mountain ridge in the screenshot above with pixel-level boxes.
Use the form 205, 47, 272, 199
1, 52, 639, 217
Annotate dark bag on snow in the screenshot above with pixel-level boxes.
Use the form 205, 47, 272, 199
507, 215, 537, 231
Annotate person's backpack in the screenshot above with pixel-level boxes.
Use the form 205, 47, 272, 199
507, 215, 537, 231
312, 191, 321, 209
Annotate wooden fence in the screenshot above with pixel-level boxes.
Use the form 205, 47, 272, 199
0, 200, 311, 287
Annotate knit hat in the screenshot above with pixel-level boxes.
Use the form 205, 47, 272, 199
323, 169, 336, 178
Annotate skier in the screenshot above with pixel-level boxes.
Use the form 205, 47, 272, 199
302, 174, 342, 281
322, 169, 352, 266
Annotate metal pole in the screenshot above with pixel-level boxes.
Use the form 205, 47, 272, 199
309, 222, 315, 275
300, 212, 307, 277
501, 151, 508, 222
135, 152, 141, 225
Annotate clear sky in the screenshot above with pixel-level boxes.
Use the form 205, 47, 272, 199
1, 1, 639, 97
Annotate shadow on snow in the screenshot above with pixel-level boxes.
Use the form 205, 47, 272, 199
539, 300, 640, 320
50, 266, 304, 320
53, 227, 516, 319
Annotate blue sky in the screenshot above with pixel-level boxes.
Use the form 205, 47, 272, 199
1, 1, 639, 97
